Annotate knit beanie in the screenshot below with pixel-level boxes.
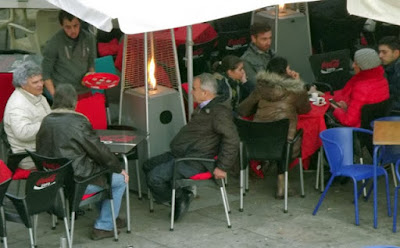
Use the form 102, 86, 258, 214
354, 48, 381, 70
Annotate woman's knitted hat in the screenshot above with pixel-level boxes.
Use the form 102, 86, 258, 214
354, 48, 381, 70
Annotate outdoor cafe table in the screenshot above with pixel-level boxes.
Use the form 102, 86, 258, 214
295, 94, 331, 169
95, 128, 146, 233
373, 121, 400, 228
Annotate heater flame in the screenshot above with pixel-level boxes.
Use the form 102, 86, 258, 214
279, 4, 286, 12
148, 57, 157, 90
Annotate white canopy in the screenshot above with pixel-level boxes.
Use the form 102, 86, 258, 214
45, 0, 318, 34
347, 0, 400, 26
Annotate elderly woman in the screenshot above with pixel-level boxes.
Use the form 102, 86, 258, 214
36, 84, 128, 240
3, 61, 51, 169
238, 56, 311, 199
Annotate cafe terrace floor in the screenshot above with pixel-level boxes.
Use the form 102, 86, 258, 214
5, 165, 400, 248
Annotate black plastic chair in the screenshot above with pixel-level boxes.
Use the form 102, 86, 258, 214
0, 160, 12, 248
216, 29, 250, 58
169, 158, 231, 231
26, 150, 119, 245
4, 157, 72, 248
234, 117, 305, 213
177, 37, 217, 82
309, 49, 353, 91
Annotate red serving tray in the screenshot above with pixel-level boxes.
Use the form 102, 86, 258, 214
82, 73, 120, 89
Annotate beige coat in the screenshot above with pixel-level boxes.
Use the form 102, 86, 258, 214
238, 72, 311, 155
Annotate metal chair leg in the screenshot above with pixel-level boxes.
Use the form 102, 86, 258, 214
220, 181, 231, 228
135, 159, 142, 199
284, 171, 288, 213
221, 179, 230, 213
245, 166, 249, 192
28, 227, 35, 248
239, 169, 244, 212
110, 199, 118, 241
315, 147, 321, 190
121, 154, 131, 233
299, 158, 305, 197
391, 163, 398, 187
170, 189, 176, 231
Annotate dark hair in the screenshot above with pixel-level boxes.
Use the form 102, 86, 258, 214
378, 36, 400, 51
212, 55, 243, 74
52, 84, 77, 110
250, 22, 272, 37
58, 10, 79, 25
266, 56, 288, 76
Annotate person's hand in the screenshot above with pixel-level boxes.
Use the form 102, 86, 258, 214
240, 72, 247, 83
81, 72, 95, 86
121, 169, 129, 183
213, 167, 226, 179
337, 100, 347, 110
287, 69, 300, 79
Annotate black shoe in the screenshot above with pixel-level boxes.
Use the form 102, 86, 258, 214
174, 191, 194, 221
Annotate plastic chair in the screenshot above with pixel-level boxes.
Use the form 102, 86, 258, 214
25, 151, 119, 244
177, 37, 217, 83
169, 158, 231, 231
7, 9, 60, 55
0, 160, 12, 248
216, 29, 250, 58
4, 157, 72, 248
0, 73, 14, 123
371, 116, 400, 187
392, 158, 400, 232
0, 9, 14, 53
308, 49, 352, 91
313, 127, 391, 226
234, 117, 305, 213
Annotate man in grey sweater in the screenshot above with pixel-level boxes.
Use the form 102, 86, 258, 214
42, 10, 96, 98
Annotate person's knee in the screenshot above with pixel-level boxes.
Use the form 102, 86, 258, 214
112, 173, 126, 189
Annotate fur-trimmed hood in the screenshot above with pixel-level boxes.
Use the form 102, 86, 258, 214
255, 71, 306, 102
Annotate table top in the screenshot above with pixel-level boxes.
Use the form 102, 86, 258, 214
96, 129, 146, 154
1, 0, 57, 8
373, 121, 400, 145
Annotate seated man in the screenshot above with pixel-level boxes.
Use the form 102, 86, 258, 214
378, 36, 400, 111
3, 61, 51, 170
144, 73, 239, 220
241, 22, 274, 88
35, 84, 129, 241
331, 48, 390, 127
42, 10, 96, 98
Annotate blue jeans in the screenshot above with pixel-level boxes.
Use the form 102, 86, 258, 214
85, 173, 126, 231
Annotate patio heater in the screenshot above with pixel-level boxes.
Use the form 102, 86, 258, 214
118, 31, 186, 192
253, 3, 314, 83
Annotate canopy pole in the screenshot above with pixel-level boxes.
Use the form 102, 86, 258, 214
186, 25, 194, 119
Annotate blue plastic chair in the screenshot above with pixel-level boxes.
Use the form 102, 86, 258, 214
313, 127, 391, 226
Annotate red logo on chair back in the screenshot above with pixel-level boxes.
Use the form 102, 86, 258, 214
34, 174, 56, 190
42, 162, 60, 170
320, 59, 343, 74
227, 37, 247, 46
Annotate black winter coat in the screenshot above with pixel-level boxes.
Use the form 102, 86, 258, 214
36, 110, 122, 186
170, 96, 239, 172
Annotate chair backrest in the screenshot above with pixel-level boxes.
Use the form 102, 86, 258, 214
0, 73, 14, 122
24, 160, 71, 215
0, 160, 12, 204
95, 55, 117, 74
361, 99, 392, 130
309, 49, 352, 91
235, 117, 289, 161
216, 29, 250, 58
35, 9, 60, 50
320, 128, 357, 173
177, 37, 217, 82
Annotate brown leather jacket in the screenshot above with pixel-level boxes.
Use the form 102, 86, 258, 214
238, 72, 311, 154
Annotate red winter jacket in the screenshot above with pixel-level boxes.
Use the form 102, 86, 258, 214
333, 66, 389, 127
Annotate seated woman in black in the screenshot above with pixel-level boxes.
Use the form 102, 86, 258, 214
212, 55, 252, 112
